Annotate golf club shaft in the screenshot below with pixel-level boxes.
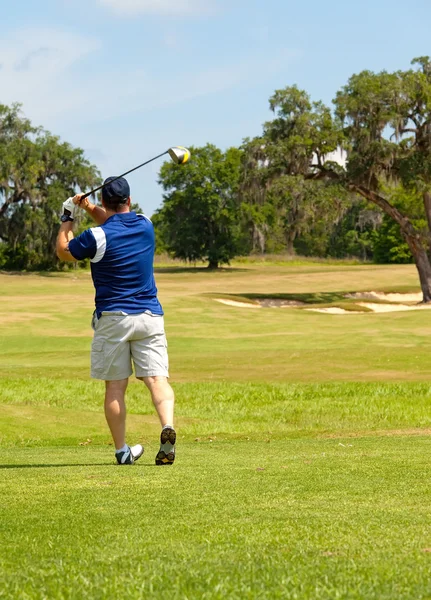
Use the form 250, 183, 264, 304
81, 150, 169, 200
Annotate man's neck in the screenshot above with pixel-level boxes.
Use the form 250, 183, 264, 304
105, 207, 131, 218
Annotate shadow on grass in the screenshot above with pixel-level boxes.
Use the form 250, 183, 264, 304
206, 291, 350, 305
154, 266, 248, 274
243, 292, 349, 305
0, 463, 157, 469
0, 270, 88, 278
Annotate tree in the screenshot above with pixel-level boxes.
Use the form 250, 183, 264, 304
155, 144, 244, 269
246, 61, 431, 301
330, 58, 431, 300
0, 103, 100, 270
240, 87, 349, 255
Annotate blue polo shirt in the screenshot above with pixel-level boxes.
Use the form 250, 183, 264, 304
68, 212, 163, 318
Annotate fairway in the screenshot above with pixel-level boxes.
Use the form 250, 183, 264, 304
1, 262, 431, 599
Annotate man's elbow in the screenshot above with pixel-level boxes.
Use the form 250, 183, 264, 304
56, 247, 76, 262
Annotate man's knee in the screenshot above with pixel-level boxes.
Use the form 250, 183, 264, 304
138, 375, 168, 389
105, 378, 129, 400
105, 378, 129, 390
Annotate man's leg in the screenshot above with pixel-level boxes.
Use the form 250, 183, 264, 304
138, 376, 176, 465
104, 378, 144, 465
139, 376, 174, 427
105, 378, 129, 449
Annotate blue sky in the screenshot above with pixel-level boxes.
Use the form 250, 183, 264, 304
2, 0, 431, 215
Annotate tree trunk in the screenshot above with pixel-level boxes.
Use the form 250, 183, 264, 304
403, 235, 431, 303
423, 191, 431, 257
353, 185, 431, 302
285, 230, 296, 255
253, 224, 266, 253
207, 260, 219, 269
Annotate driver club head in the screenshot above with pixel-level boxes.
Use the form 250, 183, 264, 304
168, 146, 191, 165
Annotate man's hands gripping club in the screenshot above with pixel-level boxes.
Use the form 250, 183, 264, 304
57, 193, 109, 262
61, 194, 107, 226
61, 196, 81, 222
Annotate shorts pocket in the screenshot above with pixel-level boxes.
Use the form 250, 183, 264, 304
91, 340, 105, 372
91, 313, 99, 331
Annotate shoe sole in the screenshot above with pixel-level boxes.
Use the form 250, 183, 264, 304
156, 427, 176, 465
132, 446, 144, 463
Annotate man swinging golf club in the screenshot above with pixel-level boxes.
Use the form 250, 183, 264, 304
55, 148, 189, 465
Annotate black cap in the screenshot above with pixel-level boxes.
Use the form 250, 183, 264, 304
102, 176, 130, 204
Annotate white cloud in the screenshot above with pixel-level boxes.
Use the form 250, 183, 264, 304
0, 26, 296, 134
97, 0, 212, 16
0, 28, 101, 125
0, 24, 298, 211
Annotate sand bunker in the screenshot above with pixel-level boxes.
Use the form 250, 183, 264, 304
346, 292, 423, 303
305, 304, 431, 314
306, 292, 431, 314
358, 302, 431, 313
215, 299, 261, 308
215, 298, 304, 308
216, 291, 431, 314
306, 307, 361, 314
258, 299, 304, 308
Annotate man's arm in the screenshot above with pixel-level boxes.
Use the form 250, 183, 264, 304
56, 195, 98, 262
75, 194, 108, 226
56, 221, 76, 262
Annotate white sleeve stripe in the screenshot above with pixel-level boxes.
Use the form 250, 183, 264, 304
90, 227, 107, 263
137, 213, 152, 223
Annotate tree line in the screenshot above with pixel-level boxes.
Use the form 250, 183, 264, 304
0, 104, 100, 270
2, 57, 431, 299
156, 56, 431, 302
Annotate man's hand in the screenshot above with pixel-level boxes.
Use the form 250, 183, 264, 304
72, 193, 90, 210
73, 193, 108, 226
61, 197, 81, 221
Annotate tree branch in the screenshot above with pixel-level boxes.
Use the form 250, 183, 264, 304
305, 165, 341, 181
0, 200, 11, 217
351, 185, 420, 239
390, 128, 417, 140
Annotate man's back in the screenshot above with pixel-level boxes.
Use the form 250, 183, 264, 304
69, 212, 163, 317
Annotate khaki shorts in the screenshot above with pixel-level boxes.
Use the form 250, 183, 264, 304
90, 311, 169, 381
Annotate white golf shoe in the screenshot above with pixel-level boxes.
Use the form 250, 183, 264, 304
115, 444, 144, 465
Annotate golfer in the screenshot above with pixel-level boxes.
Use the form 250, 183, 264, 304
56, 177, 176, 466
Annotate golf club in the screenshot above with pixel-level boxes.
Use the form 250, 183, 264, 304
80, 146, 191, 200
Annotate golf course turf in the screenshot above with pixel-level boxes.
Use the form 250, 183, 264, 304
0, 261, 430, 599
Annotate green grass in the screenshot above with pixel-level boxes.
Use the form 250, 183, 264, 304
1, 264, 431, 598
1, 439, 430, 599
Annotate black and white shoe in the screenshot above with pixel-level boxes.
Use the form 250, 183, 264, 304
155, 427, 176, 465
116, 444, 144, 465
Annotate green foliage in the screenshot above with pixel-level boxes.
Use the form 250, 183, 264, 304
326, 199, 380, 260
236, 59, 431, 298
150, 210, 169, 254
372, 216, 413, 264
240, 90, 349, 256
155, 144, 245, 268
0, 103, 100, 270
370, 188, 426, 264
331, 59, 431, 296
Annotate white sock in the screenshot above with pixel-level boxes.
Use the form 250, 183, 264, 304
163, 424, 174, 430
115, 443, 128, 454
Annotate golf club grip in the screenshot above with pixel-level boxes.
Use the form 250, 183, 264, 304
80, 150, 169, 200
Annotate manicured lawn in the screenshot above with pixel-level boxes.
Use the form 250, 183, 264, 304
0, 263, 430, 598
